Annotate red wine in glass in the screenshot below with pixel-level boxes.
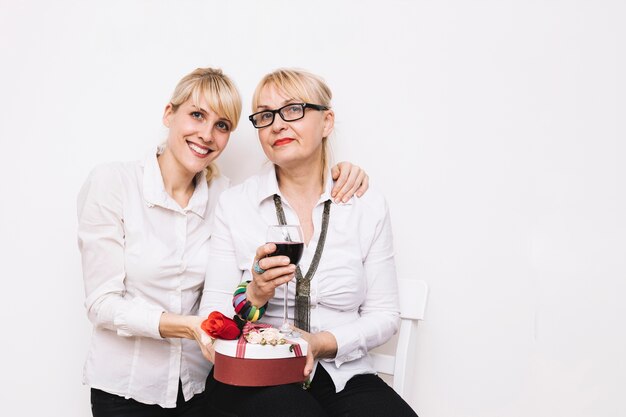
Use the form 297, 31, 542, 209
266, 225, 304, 334
271, 242, 304, 265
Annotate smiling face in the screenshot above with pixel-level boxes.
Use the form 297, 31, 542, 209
159, 67, 241, 183
255, 83, 334, 171
161, 97, 232, 177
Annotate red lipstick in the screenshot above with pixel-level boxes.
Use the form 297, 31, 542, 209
274, 138, 295, 147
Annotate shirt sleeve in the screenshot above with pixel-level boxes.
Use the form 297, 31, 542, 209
199, 194, 243, 318
77, 164, 164, 339
325, 197, 401, 366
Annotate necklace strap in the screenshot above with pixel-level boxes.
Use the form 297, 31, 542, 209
273, 194, 331, 332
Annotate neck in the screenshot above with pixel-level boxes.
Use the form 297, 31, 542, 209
157, 150, 196, 206
275, 159, 325, 246
276, 159, 325, 201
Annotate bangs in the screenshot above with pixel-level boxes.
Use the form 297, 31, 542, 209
170, 68, 242, 130
252, 69, 332, 111
191, 77, 241, 129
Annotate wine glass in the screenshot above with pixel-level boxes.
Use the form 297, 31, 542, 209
266, 225, 304, 334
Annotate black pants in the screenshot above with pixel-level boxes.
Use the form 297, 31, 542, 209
205, 365, 418, 417
91, 381, 209, 417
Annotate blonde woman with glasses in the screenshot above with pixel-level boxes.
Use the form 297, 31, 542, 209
199, 69, 417, 417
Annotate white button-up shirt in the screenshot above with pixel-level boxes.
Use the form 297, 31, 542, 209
77, 151, 229, 408
199, 167, 400, 392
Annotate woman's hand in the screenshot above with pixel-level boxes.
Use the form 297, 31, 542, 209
297, 329, 338, 378
247, 243, 296, 307
158, 313, 216, 362
331, 162, 369, 203
190, 316, 217, 363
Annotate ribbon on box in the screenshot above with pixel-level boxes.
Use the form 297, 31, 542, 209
235, 322, 303, 358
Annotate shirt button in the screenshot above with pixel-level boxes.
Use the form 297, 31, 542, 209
178, 262, 186, 274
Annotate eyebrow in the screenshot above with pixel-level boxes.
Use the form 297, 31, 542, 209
256, 98, 297, 111
192, 105, 209, 114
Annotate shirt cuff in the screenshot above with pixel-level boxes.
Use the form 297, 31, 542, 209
326, 323, 366, 367
114, 297, 165, 339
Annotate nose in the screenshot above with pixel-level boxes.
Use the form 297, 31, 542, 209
271, 113, 288, 132
198, 123, 214, 144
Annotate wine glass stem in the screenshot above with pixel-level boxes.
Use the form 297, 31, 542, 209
283, 281, 289, 325
281, 282, 290, 333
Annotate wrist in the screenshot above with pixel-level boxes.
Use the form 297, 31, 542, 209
312, 331, 338, 359
186, 315, 203, 339
246, 283, 266, 307
232, 281, 268, 322
159, 313, 202, 340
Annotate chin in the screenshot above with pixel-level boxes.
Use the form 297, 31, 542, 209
191, 153, 218, 170
267, 151, 296, 166
182, 161, 208, 176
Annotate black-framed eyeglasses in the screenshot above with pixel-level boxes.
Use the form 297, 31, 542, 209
248, 103, 330, 128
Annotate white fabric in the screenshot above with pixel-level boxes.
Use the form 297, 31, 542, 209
77, 150, 229, 408
199, 166, 400, 392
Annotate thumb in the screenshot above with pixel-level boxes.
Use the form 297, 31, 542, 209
304, 352, 315, 377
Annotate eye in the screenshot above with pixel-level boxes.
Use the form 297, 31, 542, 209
260, 112, 274, 121
191, 111, 204, 120
216, 121, 231, 132
284, 105, 302, 117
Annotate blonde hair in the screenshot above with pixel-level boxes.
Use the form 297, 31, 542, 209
252, 68, 333, 183
169, 67, 242, 182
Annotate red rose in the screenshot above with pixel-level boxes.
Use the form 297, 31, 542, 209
201, 311, 241, 340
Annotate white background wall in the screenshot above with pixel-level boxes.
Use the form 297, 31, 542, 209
1, 1, 624, 416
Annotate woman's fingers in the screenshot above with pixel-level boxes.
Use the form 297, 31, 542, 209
330, 162, 349, 198
331, 162, 368, 203
194, 324, 216, 363
253, 243, 293, 273
250, 243, 297, 303
340, 168, 363, 202
255, 266, 295, 289
252, 244, 295, 287
255, 255, 291, 273
355, 173, 369, 198
330, 161, 353, 202
255, 243, 277, 261
304, 351, 315, 377
300, 329, 316, 377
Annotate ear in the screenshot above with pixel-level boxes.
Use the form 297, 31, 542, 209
162, 103, 174, 128
322, 109, 335, 138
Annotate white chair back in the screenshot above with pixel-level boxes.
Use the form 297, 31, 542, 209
370, 279, 428, 399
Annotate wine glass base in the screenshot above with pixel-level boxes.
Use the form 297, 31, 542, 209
279, 323, 292, 335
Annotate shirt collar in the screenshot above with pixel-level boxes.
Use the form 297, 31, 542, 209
255, 165, 353, 207
255, 166, 281, 205
142, 149, 209, 217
